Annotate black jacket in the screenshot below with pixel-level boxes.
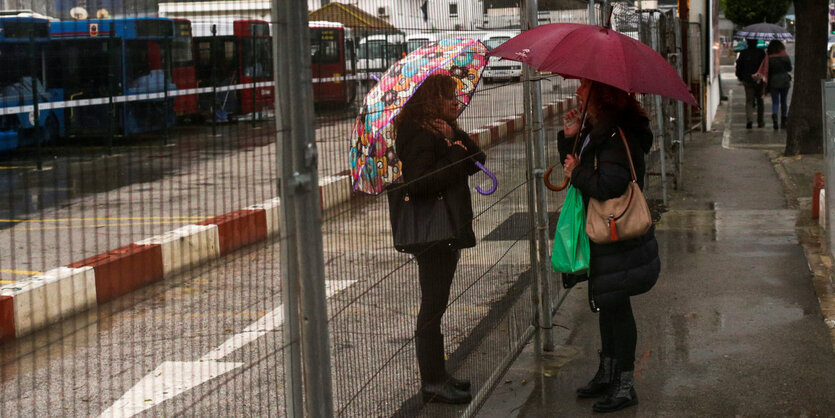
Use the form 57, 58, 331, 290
557, 109, 660, 309
767, 55, 792, 91
394, 120, 486, 249
735, 47, 766, 84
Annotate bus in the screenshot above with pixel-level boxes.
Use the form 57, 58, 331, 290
0, 17, 65, 152
356, 33, 406, 75
48, 17, 177, 137
172, 18, 198, 119
310, 20, 357, 105
192, 19, 274, 121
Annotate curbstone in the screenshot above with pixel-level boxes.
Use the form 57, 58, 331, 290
0, 296, 14, 340
320, 175, 352, 212
198, 210, 267, 256
136, 224, 221, 278
469, 128, 491, 148
4, 267, 97, 337
821, 189, 827, 229
69, 244, 163, 304
246, 197, 281, 237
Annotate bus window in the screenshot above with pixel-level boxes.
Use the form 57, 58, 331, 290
312, 38, 339, 64
242, 37, 271, 79
357, 41, 384, 60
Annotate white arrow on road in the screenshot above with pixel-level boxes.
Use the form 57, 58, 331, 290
99, 279, 356, 418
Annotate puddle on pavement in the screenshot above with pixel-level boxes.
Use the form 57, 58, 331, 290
540, 345, 582, 377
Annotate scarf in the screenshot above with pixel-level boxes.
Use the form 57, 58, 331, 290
754, 49, 788, 84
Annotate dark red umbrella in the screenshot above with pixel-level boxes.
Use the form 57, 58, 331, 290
490, 22, 698, 107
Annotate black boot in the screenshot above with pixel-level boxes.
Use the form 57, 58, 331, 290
416, 333, 471, 404
593, 370, 638, 413
421, 382, 472, 404
445, 373, 471, 391
576, 352, 616, 398
781, 115, 787, 130
772, 114, 778, 130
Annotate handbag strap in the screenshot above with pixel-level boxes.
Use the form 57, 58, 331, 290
615, 127, 639, 183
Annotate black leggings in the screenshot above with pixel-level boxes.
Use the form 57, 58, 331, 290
599, 296, 637, 371
414, 246, 460, 338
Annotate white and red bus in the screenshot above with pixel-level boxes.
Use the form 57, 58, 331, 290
309, 20, 357, 105
192, 18, 273, 120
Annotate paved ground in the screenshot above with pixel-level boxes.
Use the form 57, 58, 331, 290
479, 66, 835, 416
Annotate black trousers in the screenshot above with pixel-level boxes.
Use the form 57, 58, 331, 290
413, 245, 460, 383
598, 296, 637, 371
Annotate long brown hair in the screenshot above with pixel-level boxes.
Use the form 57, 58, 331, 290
392, 73, 458, 138
584, 80, 648, 124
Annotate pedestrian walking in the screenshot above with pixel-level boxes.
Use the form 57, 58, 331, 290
755, 40, 792, 130
558, 79, 661, 413
391, 73, 486, 404
735, 39, 766, 129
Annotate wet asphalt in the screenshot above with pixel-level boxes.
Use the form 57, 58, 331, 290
478, 69, 835, 416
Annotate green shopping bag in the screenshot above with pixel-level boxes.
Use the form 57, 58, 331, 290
551, 185, 590, 275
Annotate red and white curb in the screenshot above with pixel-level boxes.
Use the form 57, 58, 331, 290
0, 97, 574, 344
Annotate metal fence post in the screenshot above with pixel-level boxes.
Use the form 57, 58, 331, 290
274, 1, 334, 417
521, 0, 554, 353
674, 16, 685, 189
649, 11, 668, 205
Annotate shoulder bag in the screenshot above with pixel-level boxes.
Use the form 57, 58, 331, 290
387, 186, 458, 254
585, 128, 652, 244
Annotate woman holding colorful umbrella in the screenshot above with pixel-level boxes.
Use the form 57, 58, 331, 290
392, 73, 486, 404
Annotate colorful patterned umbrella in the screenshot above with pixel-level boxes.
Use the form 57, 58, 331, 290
350, 37, 488, 195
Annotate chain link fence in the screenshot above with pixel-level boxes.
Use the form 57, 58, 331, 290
0, 1, 699, 416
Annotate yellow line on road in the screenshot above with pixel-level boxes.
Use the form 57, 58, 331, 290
0, 269, 41, 276
0, 280, 17, 284
0, 166, 45, 170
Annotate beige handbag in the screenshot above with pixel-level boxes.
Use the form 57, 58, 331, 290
585, 128, 652, 244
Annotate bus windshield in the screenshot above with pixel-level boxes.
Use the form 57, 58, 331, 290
311, 28, 340, 64
358, 40, 403, 60
407, 40, 428, 53
483, 37, 510, 51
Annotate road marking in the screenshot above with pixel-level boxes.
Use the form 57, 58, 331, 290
722, 89, 733, 149
0, 166, 45, 170
99, 279, 356, 418
0, 269, 41, 276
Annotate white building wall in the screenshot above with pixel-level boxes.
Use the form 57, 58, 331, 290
689, 0, 719, 131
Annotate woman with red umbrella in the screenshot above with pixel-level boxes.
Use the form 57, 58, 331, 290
560, 79, 661, 413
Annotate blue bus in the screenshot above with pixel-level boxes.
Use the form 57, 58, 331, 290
0, 17, 65, 152
48, 17, 177, 137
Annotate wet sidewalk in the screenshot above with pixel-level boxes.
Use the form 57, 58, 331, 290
478, 76, 835, 415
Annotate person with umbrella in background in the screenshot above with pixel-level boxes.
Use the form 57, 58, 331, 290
736, 39, 766, 129
393, 73, 486, 404
755, 40, 792, 130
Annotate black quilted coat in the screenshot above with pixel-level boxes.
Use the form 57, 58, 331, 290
557, 107, 661, 309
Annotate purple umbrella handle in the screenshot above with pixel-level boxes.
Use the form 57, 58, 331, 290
369, 73, 380, 83
474, 161, 498, 195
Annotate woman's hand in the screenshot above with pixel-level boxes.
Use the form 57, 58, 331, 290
563, 154, 578, 178
429, 118, 455, 139
444, 137, 468, 151
563, 109, 581, 138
